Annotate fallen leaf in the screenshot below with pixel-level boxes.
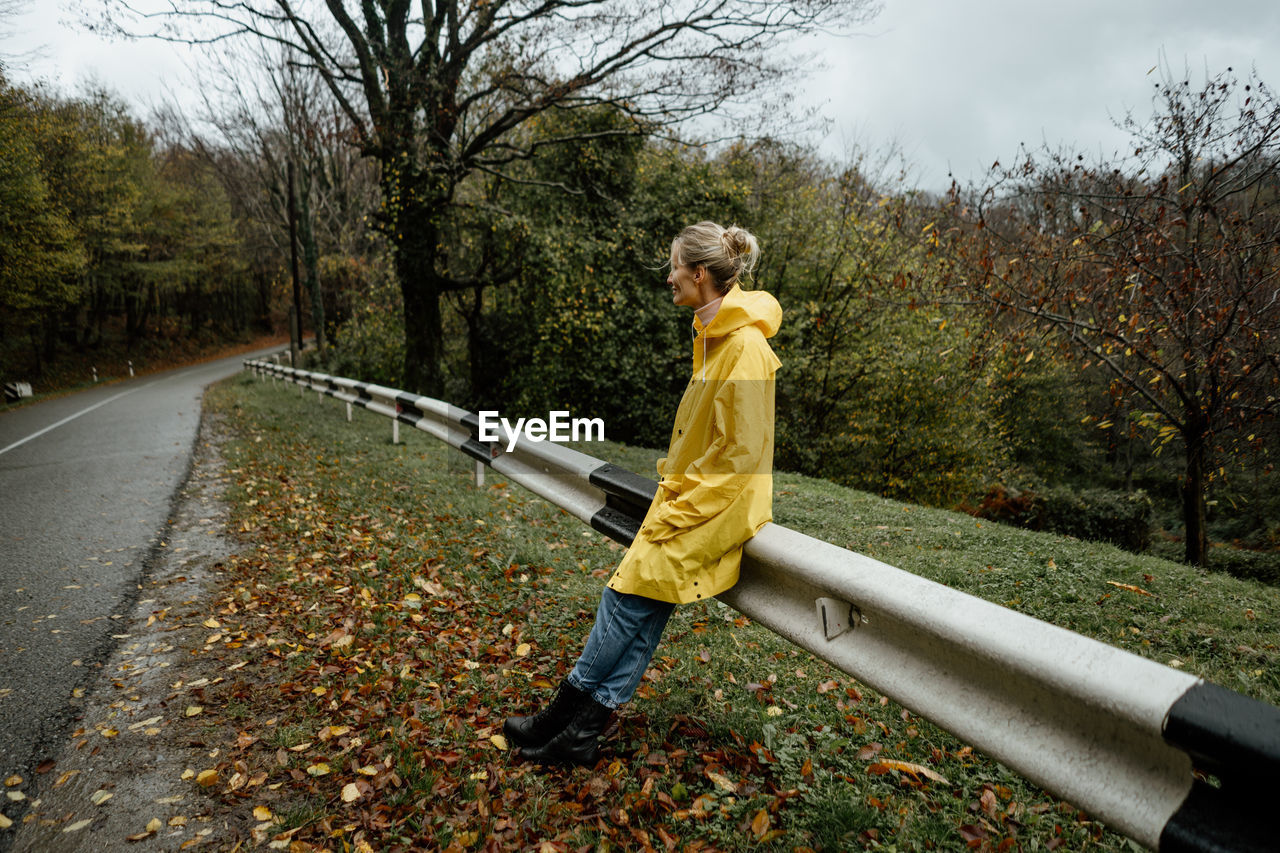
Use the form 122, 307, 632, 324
856, 743, 883, 761
1106, 580, 1152, 596
306, 763, 330, 777
868, 759, 949, 784
0, 814, 11, 829
3, 775, 22, 787
168, 816, 187, 827
751, 808, 771, 839
146, 817, 163, 832
91, 789, 113, 805
63, 818, 94, 832
706, 771, 737, 793
253, 806, 273, 821
203, 619, 221, 629
185, 705, 203, 717
490, 734, 508, 750
181, 769, 195, 780
196, 769, 218, 787
341, 783, 361, 803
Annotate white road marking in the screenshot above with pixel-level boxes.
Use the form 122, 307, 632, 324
0, 383, 156, 457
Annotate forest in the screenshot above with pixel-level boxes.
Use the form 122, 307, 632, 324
2, 1, 1277, 580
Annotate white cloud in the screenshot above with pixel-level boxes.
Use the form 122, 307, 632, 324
796, 0, 1280, 189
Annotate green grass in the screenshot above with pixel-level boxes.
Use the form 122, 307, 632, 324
203, 373, 1279, 852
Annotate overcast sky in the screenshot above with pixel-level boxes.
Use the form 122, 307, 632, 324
3, 1, 1278, 191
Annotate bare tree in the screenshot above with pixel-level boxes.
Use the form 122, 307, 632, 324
160, 37, 381, 352
945, 65, 1280, 566
93, 0, 880, 393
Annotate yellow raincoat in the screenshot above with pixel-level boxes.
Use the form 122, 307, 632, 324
607, 284, 782, 604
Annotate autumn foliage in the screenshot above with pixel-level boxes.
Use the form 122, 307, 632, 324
943, 66, 1280, 566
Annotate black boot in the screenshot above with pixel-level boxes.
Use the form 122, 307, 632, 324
519, 696, 613, 767
503, 679, 586, 749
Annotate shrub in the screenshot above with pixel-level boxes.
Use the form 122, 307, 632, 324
967, 485, 1153, 552
1147, 538, 1280, 587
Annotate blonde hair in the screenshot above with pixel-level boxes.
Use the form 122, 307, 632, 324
672, 221, 760, 293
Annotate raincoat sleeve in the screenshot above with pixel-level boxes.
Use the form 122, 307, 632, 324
642, 363, 774, 543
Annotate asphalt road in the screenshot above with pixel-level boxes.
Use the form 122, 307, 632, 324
0, 347, 282, 795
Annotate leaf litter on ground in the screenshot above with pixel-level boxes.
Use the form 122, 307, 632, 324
192, 375, 1279, 852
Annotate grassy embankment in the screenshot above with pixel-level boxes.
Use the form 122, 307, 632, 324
197, 373, 1279, 852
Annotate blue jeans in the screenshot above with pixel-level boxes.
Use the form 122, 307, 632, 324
567, 588, 675, 709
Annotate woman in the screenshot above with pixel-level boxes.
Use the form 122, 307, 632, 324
505, 221, 782, 766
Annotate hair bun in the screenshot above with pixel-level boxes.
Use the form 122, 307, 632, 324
723, 225, 759, 281
673, 221, 762, 292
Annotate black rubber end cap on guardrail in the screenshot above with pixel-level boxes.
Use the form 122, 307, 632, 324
590, 505, 642, 547
1159, 778, 1274, 853
1163, 681, 1280, 782
589, 464, 658, 511
1159, 681, 1280, 852
460, 438, 494, 465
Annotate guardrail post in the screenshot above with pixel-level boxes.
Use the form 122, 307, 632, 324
346, 401, 352, 422
392, 418, 399, 444
475, 460, 485, 487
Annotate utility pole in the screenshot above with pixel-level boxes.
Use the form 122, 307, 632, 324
287, 159, 303, 366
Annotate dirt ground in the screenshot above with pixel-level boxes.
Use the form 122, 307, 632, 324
6, 414, 253, 852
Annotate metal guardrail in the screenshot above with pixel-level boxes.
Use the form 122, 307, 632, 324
244, 359, 1278, 852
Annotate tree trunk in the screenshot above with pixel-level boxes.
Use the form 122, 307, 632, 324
396, 209, 445, 396
297, 177, 326, 358
1181, 417, 1210, 567
399, 267, 444, 396
255, 269, 273, 333
465, 285, 486, 406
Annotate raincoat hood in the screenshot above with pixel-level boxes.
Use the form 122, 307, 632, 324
694, 284, 782, 340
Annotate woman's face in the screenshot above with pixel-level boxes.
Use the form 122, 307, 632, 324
668, 244, 707, 307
